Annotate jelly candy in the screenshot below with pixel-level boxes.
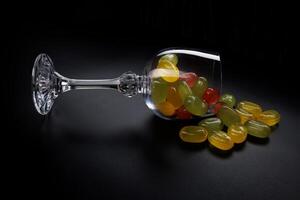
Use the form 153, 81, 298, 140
208, 131, 234, 151
179, 72, 198, 88
198, 117, 223, 134
219, 94, 236, 108
257, 110, 280, 126
237, 101, 262, 117
245, 120, 271, 138
176, 106, 192, 119
235, 108, 254, 124
203, 88, 220, 105
159, 54, 178, 65
191, 77, 208, 98
166, 87, 183, 109
228, 123, 248, 143
179, 126, 208, 143
184, 95, 208, 116
177, 80, 193, 102
211, 102, 224, 114
217, 105, 241, 127
157, 60, 179, 83
157, 101, 176, 117
151, 78, 169, 105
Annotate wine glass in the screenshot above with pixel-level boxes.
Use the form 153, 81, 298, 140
32, 48, 222, 120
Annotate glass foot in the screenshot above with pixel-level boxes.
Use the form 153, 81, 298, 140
32, 53, 58, 115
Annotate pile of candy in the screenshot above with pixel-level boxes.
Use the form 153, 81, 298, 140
180, 101, 280, 151
151, 54, 219, 119
150, 54, 280, 151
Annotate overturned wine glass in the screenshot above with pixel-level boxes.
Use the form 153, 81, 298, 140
32, 48, 222, 120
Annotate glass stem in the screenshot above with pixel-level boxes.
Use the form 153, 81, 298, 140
65, 77, 120, 90
55, 71, 149, 98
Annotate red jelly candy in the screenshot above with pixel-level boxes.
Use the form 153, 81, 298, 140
176, 107, 193, 120
211, 102, 224, 114
203, 88, 220, 105
179, 72, 198, 88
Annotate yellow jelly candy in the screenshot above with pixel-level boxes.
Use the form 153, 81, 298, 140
228, 124, 248, 143
237, 101, 262, 117
166, 87, 183, 109
257, 110, 280, 126
159, 54, 178, 65
157, 101, 176, 117
235, 108, 254, 124
157, 60, 179, 83
179, 126, 208, 143
208, 131, 234, 151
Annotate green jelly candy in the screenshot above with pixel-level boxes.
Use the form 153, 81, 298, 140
184, 95, 208, 116
198, 117, 223, 135
177, 80, 192, 102
191, 77, 208, 98
217, 106, 241, 127
245, 120, 271, 138
219, 94, 236, 108
151, 78, 169, 105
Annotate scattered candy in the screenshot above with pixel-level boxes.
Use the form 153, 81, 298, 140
219, 94, 236, 108
228, 124, 248, 143
235, 107, 254, 124
198, 117, 223, 133
208, 131, 234, 151
257, 110, 280, 126
245, 120, 271, 138
217, 106, 241, 127
203, 88, 220, 105
237, 101, 262, 117
179, 126, 208, 143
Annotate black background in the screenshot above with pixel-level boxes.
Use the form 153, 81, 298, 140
5, 1, 299, 200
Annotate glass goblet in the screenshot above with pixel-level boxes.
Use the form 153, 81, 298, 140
32, 48, 222, 120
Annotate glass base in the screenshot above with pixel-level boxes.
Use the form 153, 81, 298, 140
32, 53, 58, 115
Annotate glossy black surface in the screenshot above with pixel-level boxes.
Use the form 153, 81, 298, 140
6, 1, 299, 200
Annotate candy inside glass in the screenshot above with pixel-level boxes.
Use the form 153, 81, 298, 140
32, 48, 222, 119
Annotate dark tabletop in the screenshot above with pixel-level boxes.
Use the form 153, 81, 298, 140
6, 1, 299, 200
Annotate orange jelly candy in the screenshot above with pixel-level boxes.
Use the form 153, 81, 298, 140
157, 102, 176, 117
